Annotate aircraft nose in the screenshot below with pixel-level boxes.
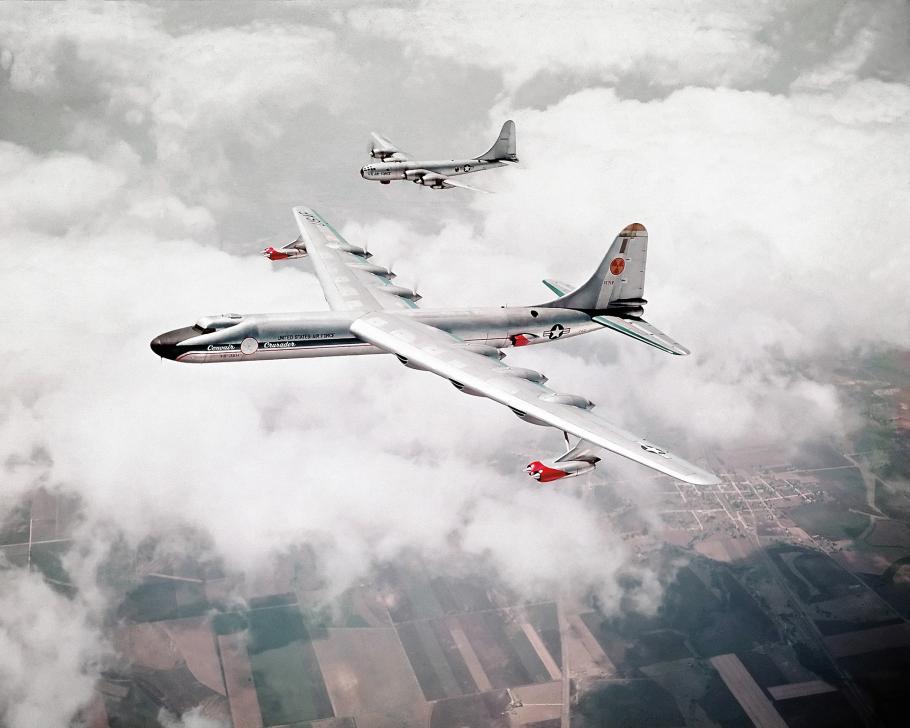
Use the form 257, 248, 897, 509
150, 326, 198, 361
150, 335, 167, 357
360, 166, 366, 179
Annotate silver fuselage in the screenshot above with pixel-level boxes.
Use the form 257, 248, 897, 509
360, 159, 504, 184
151, 307, 601, 364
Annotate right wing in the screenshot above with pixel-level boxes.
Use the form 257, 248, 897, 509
350, 312, 719, 485
369, 132, 412, 162
294, 207, 420, 311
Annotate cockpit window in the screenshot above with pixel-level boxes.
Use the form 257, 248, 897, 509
192, 325, 215, 334
195, 314, 244, 331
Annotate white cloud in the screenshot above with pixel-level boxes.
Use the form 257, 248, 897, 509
1, 3, 909, 724
348, 0, 780, 94
159, 706, 229, 728
0, 570, 104, 728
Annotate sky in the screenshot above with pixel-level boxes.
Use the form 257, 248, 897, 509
1, 2, 910, 726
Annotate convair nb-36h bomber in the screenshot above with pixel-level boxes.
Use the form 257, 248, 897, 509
360, 120, 517, 192
152, 207, 719, 486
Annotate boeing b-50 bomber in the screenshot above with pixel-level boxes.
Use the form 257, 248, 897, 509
360, 120, 517, 192
152, 207, 719, 486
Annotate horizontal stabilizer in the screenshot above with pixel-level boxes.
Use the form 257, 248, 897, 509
542, 279, 576, 297
593, 315, 690, 356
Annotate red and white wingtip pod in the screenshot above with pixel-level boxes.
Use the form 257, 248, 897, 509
261, 246, 307, 262
525, 458, 596, 483
262, 246, 290, 261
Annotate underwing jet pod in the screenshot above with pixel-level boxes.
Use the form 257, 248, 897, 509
360, 120, 517, 192
152, 207, 719, 486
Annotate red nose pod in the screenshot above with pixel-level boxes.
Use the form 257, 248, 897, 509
525, 461, 570, 483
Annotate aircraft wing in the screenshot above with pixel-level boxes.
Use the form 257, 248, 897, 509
369, 132, 412, 161
407, 170, 491, 193
441, 176, 491, 193
350, 312, 719, 485
293, 207, 420, 311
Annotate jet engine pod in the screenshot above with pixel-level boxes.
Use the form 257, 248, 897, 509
262, 246, 307, 261
526, 458, 596, 483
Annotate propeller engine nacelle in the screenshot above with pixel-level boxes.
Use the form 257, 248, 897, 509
526, 458, 596, 483
381, 284, 422, 302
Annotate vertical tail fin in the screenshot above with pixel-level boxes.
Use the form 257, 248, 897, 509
477, 120, 517, 162
541, 223, 648, 312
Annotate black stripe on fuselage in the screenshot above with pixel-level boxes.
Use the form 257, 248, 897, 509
179, 336, 361, 355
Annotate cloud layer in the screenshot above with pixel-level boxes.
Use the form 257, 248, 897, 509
1, 2, 909, 725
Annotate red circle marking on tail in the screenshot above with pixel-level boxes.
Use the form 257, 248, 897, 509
610, 257, 625, 276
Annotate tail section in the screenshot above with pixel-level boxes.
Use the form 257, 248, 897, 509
542, 223, 648, 313
477, 120, 517, 162
538, 223, 690, 355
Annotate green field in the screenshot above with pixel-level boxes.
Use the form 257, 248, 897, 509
246, 604, 333, 726
788, 502, 869, 541
574, 679, 685, 728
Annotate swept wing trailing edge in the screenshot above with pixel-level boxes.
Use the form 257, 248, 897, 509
153, 206, 719, 487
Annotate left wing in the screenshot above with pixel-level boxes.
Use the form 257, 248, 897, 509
369, 132, 412, 162
407, 170, 491, 193
293, 207, 420, 311
350, 312, 719, 485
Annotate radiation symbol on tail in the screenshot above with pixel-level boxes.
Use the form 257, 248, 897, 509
610, 257, 625, 276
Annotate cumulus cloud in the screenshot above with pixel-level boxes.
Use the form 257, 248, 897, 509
0, 569, 105, 728
349, 0, 910, 99
159, 706, 229, 728
1, 2, 909, 725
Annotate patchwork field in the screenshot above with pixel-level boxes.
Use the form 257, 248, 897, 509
313, 627, 427, 728
246, 604, 333, 726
